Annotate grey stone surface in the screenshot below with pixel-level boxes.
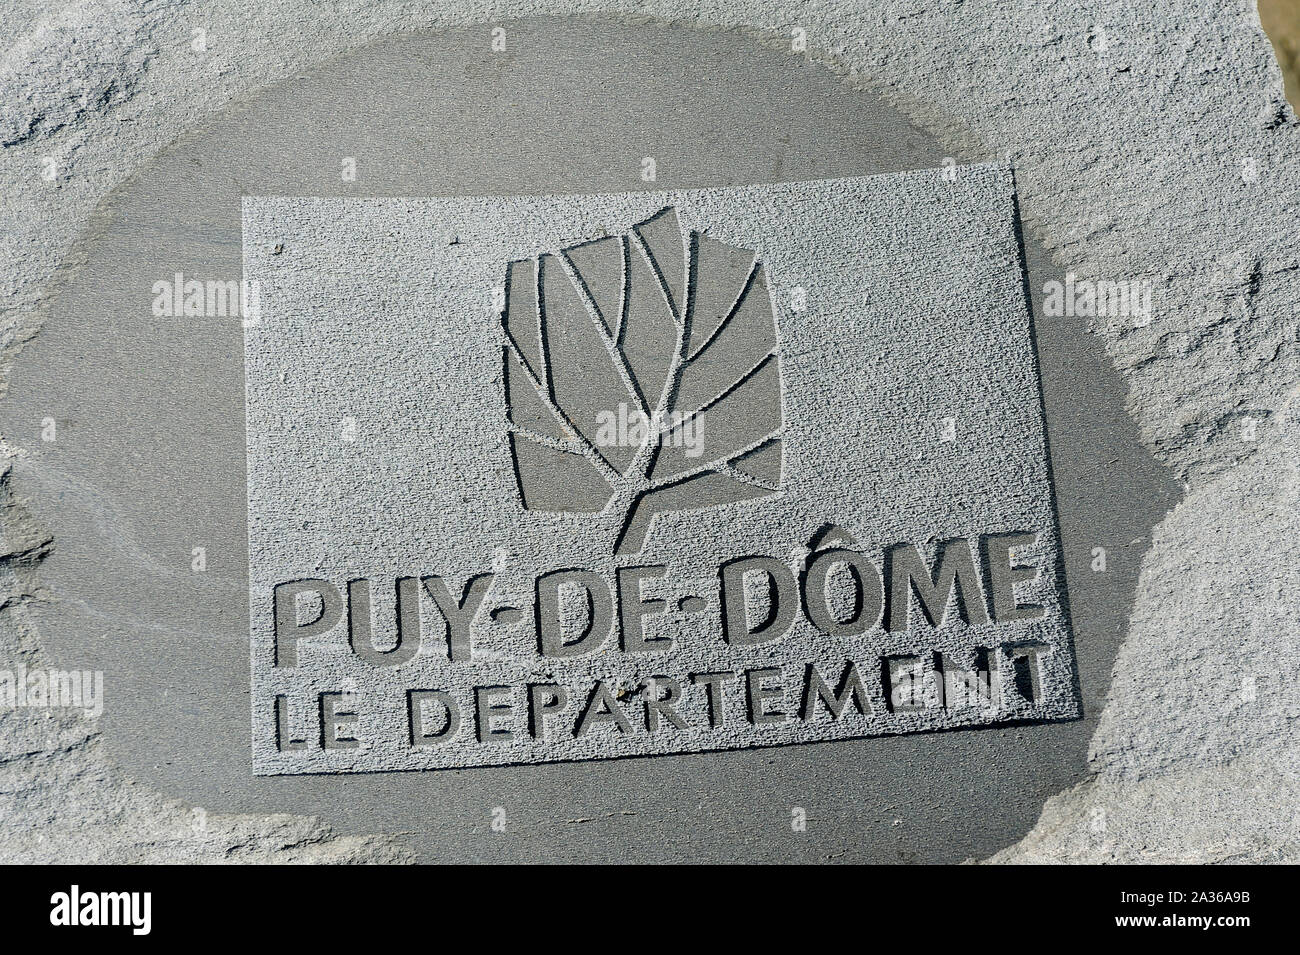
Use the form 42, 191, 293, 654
989, 391, 1300, 862
5, 19, 1156, 862
0, 0, 1293, 862
244, 171, 1077, 773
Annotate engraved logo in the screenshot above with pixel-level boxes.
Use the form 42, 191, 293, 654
500, 207, 783, 555
245, 171, 1082, 774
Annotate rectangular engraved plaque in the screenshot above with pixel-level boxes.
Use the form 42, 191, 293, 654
244, 164, 1080, 774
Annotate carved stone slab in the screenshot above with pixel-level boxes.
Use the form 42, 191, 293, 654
243, 164, 1080, 774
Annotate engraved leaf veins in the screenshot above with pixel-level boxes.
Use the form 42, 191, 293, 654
501, 206, 784, 555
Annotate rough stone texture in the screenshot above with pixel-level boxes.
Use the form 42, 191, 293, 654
0, 462, 410, 862
989, 391, 1300, 862
0, 0, 1296, 861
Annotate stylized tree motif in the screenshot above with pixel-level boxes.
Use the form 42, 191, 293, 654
500, 207, 783, 555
